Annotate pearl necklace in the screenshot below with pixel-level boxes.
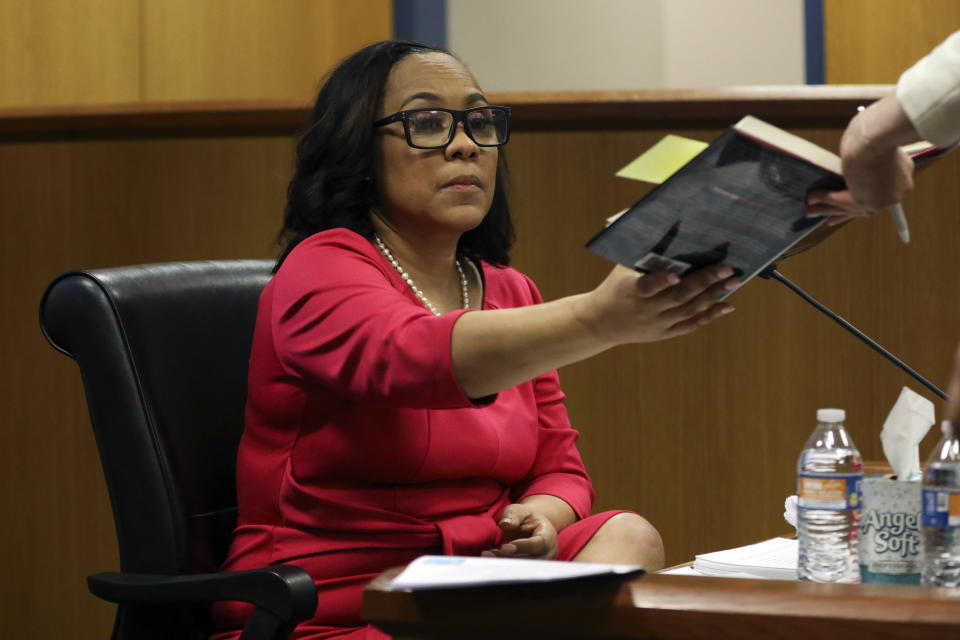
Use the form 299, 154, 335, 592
374, 233, 469, 315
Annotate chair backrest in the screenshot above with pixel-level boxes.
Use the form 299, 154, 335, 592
39, 260, 273, 579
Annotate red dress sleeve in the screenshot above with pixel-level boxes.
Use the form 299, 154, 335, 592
511, 369, 595, 520
270, 229, 477, 409
500, 274, 594, 520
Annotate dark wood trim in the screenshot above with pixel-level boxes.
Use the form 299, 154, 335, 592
0, 86, 892, 141
363, 567, 960, 639
0, 100, 313, 141
497, 85, 890, 129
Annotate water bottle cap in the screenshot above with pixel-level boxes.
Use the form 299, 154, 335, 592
817, 408, 845, 423
943, 420, 954, 436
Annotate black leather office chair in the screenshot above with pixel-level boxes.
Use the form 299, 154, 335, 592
39, 260, 317, 640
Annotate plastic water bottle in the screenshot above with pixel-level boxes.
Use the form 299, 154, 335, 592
921, 420, 960, 586
797, 408, 863, 582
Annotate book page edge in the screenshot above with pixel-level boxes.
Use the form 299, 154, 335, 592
733, 115, 842, 175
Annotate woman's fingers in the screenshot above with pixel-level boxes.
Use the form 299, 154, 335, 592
497, 504, 533, 535
655, 265, 736, 309
663, 276, 739, 323
633, 265, 738, 331
637, 267, 738, 337
632, 268, 681, 298
482, 502, 559, 560
667, 302, 735, 337
481, 537, 550, 558
588, 263, 739, 345
807, 189, 861, 212
505, 535, 550, 557
826, 214, 863, 226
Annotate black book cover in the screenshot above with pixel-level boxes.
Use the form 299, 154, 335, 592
586, 126, 846, 299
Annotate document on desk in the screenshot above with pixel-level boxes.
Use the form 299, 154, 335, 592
664, 537, 797, 580
388, 555, 644, 591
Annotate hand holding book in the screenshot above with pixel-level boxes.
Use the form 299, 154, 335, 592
581, 264, 737, 345
806, 89, 958, 235
588, 116, 847, 298
587, 115, 955, 296
806, 94, 918, 221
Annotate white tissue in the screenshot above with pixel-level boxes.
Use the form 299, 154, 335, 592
784, 495, 798, 529
880, 386, 935, 481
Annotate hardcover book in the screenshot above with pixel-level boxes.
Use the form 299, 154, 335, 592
586, 116, 849, 299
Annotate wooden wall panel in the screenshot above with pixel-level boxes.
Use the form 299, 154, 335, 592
5, 117, 959, 637
141, 0, 393, 101
505, 126, 960, 563
0, 0, 393, 108
3, 109, 959, 638
825, 0, 960, 83
0, 3, 392, 636
0, 136, 294, 639
3, 2, 958, 636
0, 0, 140, 107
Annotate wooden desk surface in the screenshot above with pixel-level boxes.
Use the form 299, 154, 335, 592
363, 567, 960, 639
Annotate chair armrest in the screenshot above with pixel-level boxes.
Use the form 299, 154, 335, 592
88, 564, 317, 640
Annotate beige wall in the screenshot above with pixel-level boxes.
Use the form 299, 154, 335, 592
448, 0, 805, 92
661, 0, 805, 87
448, 0, 665, 90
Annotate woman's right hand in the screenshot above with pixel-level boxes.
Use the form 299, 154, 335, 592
577, 264, 738, 347
451, 262, 739, 399
806, 93, 918, 225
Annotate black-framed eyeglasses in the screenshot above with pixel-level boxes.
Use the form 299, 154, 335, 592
373, 106, 511, 149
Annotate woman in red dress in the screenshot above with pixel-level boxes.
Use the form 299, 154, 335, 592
213, 40, 738, 640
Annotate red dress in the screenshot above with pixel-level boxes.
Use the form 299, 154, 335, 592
212, 229, 626, 639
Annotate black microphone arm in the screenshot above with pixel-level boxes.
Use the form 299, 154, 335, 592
758, 264, 948, 401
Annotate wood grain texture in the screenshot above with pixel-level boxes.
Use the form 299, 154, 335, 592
0, 136, 293, 639
504, 124, 960, 564
825, 0, 960, 83
363, 567, 960, 639
0, 0, 140, 108
141, 0, 392, 101
0, 86, 892, 139
0, 0, 392, 108
5, 104, 959, 639
5, 108, 960, 639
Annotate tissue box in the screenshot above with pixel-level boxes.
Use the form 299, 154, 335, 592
858, 474, 922, 584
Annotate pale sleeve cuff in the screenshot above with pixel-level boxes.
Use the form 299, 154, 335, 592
897, 31, 960, 147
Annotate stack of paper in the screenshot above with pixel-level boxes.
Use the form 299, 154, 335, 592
388, 555, 643, 591
691, 537, 798, 580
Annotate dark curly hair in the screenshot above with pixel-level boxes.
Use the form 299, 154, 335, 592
275, 40, 514, 270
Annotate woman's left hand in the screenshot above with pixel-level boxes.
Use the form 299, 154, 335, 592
482, 503, 559, 560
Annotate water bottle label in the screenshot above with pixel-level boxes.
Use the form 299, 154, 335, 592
798, 473, 862, 510
921, 488, 960, 527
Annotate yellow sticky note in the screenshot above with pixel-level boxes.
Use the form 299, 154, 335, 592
615, 134, 709, 184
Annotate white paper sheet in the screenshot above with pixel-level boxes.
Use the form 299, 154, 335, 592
388, 555, 644, 591
660, 565, 771, 580
691, 537, 798, 580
